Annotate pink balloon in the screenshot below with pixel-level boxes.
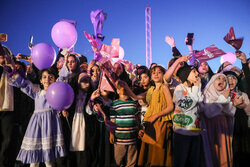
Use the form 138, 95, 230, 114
46, 81, 74, 111
220, 52, 237, 64
51, 21, 77, 49
31, 43, 56, 70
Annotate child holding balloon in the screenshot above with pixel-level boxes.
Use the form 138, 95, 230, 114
7, 64, 66, 167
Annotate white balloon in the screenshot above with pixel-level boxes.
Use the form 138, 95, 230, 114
220, 52, 236, 64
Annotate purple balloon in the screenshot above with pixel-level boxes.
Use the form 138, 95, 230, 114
46, 81, 74, 111
51, 21, 78, 49
31, 43, 56, 70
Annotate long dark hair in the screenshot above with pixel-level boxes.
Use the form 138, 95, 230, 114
116, 62, 132, 87
68, 54, 81, 74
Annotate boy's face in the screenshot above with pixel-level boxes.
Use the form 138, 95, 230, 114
117, 86, 126, 96
187, 69, 200, 84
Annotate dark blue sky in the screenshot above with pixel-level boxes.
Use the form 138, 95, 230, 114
1, 0, 250, 72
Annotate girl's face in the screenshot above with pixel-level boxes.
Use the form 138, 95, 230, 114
187, 68, 200, 84
227, 76, 237, 91
91, 65, 100, 79
113, 63, 123, 77
151, 67, 163, 83
198, 62, 209, 74
80, 78, 91, 91
57, 57, 64, 69
67, 56, 77, 71
213, 75, 227, 91
40, 71, 56, 90
140, 73, 150, 87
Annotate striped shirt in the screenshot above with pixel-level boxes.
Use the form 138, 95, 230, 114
110, 99, 138, 145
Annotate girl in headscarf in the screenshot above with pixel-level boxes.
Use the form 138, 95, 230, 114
203, 74, 237, 167
113, 62, 132, 87
69, 72, 94, 167
224, 71, 250, 167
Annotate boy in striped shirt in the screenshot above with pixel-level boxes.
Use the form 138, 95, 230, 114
110, 82, 138, 167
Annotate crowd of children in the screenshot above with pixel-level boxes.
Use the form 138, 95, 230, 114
0, 34, 250, 167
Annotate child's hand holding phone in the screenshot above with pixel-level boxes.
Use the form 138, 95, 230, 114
185, 33, 194, 45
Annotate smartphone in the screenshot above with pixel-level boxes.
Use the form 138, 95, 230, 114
186, 33, 194, 45
19, 54, 30, 60
0, 33, 7, 42
29, 35, 34, 48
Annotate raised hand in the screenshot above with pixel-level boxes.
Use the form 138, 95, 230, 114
178, 55, 191, 63
138, 130, 144, 139
233, 95, 243, 106
165, 36, 175, 48
185, 37, 195, 46
63, 51, 70, 66
236, 51, 247, 64
16, 53, 22, 60
222, 88, 231, 99
90, 89, 100, 101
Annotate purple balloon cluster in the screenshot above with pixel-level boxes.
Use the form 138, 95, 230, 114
31, 20, 78, 70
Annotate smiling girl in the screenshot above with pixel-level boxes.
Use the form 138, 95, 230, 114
9, 68, 66, 167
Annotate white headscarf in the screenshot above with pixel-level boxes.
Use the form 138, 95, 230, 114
203, 73, 228, 102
